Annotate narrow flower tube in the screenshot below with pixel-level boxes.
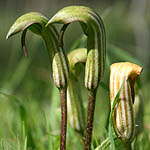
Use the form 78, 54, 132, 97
109, 62, 143, 146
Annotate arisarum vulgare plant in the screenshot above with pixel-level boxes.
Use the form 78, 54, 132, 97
46, 6, 106, 150
109, 62, 143, 150
5, 5, 145, 150
6, 12, 69, 150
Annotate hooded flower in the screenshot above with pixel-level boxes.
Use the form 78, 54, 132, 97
109, 62, 143, 142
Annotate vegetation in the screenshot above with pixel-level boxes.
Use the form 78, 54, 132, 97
0, 1, 150, 150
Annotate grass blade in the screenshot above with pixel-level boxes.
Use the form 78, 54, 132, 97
109, 80, 125, 150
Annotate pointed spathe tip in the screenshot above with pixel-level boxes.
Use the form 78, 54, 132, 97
6, 28, 14, 40
6, 32, 10, 40
45, 20, 51, 27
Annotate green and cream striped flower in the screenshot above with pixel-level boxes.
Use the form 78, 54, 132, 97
46, 6, 106, 90
6, 12, 69, 89
109, 62, 143, 143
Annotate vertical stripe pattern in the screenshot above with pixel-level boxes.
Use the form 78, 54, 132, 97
6, 12, 69, 90
47, 6, 106, 90
42, 26, 69, 89
109, 62, 143, 142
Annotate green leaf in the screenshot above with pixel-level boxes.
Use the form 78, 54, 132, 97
100, 81, 109, 92
0, 92, 22, 104
94, 134, 118, 150
70, 35, 87, 50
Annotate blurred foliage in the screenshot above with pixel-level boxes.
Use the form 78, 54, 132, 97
0, 0, 150, 149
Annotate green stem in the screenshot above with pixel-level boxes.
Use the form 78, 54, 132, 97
125, 142, 132, 150
84, 89, 97, 150
60, 88, 67, 150
122, 139, 132, 150
68, 74, 85, 135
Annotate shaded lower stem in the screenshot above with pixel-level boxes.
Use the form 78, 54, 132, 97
125, 142, 132, 150
60, 88, 67, 150
84, 89, 97, 150
122, 139, 132, 150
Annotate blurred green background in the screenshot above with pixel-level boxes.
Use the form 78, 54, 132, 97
0, 0, 150, 149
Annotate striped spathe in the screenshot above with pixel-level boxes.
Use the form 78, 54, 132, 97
109, 62, 143, 142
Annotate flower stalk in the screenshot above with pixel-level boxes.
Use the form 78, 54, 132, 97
60, 88, 67, 150
84, 89, 97, 150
